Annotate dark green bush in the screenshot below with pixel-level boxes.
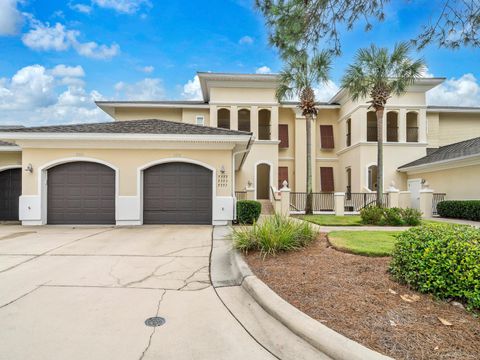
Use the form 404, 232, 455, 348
390, 224, 480, 310
400, 208, 422, 226
236, 200, 261, 224
360, 206, 383, 224
437, 200, 480, 221
382, 208, 404, 226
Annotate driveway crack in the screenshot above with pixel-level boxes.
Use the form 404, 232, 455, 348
123, 258, 177, 288
139, 289, 166, 360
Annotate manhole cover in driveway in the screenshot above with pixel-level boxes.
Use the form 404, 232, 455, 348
145, 317, 166, 327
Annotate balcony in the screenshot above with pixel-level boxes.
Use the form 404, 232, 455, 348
407, 126, 418, 142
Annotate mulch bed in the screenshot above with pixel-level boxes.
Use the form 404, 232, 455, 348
244, 234, 480, 360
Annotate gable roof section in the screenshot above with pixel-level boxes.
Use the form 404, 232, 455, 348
398, 137, 480, 170
0, 118, 252, 136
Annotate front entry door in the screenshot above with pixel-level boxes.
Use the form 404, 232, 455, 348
408, 179, 422, 209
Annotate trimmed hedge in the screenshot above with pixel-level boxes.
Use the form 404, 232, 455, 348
360, 206, 422, 226
236, 200, 261, 224
437, 200, 480, 221
390, 224, 480, 310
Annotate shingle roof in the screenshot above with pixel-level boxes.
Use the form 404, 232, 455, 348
0, 119, 252, 136
0, 140, 17, 146
398, 137, 480, 169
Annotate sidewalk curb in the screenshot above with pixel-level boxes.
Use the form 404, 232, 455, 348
233, 248, 393, 360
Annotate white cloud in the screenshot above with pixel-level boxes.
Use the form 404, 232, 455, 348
314, 80, 340, 102
70, 3, 93, 14
139, 65, 154, 73
22, 19, 119, 59
181, 75, 202, 100
239, 35, 253, 45
255, 66, 271, 74
0, 0, 23, 35
427, 73, 480, 106
114, 78, 165, 100
92, 0, 151, 14
0, 64, 108, 126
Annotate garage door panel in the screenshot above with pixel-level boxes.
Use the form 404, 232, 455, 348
47, 162, 115, 225
143, 162, 212, 224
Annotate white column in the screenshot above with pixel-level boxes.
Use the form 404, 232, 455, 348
294, 109, 306, 192
334, 192, 345, 216
280, 181, 291, 216
230, 105, 238, 130
250, 105, 258, 138
271, 106, 279, 140
398, 108, 406, 142
210, 105, 217, 127
419, 188, 434, 218
418, 108, 427, 143
398, 191, 411, 209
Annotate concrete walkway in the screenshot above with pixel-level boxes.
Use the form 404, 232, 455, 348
0, 225, 278, 360
426, 217, 480, 228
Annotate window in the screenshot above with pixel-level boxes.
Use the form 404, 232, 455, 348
238, 109, 251, 132
346, 118, 351, 147
386, 112, 398, 142
406, 112, 418, 142
278, 124, 289, 148
218, 108, 230, 129
195, 116, 205, 126
367, 111, 377, 141
278, 167, 288, 189
258, 109, 271, 140
320, 125, 334, 149
367, 165, 378, 191
346, 167, 352, 200
320, 167, 334, 192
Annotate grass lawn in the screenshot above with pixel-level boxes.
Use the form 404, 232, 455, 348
328, 230, 401, 256
300, 214, 363, 226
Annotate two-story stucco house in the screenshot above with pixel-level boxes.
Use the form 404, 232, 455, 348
0, 72, 479, 225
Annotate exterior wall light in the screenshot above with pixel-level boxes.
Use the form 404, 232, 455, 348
220, 165, 226, 174
25, 163, 33, 173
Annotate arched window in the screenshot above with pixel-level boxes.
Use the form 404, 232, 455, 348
406, 112, 418, 142
386, 111, 398, 142
238, 109, 251, 132
346, 118, 351, 146
258, 109, 271, 140
367, 165, 378, 191
367, 111, 377, 141
217, 108, 230, 129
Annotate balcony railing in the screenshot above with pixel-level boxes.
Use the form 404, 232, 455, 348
432, 193, 446, 216
387, 127, 398, 142
344, 192, 389, 212
407, 126, 418, 142
367, 126, 377, 141
290, 192, 335, 212
235, 191, 247, 201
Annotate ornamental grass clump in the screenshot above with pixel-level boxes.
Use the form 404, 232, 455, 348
233, 215, 318, 256
390, 223, 480, 310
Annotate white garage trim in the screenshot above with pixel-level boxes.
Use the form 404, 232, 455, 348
0, 165, 22, 172
29, 157, 119, 225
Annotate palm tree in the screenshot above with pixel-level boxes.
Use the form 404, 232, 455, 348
341, 42, 425, 206
276, 49, 331, 214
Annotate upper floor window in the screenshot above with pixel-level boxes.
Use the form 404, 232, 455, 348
386, 111, 398, 142
278, 124, 289, 148
367, 111, 377, 142
320, 125, 334, 149
196, 115, 205, 126
406, 112, 418, 142
238, 109, 251, 132
218, 108, 230, 129
346, 118, 351, 147
258, 109, 271, 140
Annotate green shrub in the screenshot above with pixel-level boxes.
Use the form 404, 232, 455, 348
437, 200, 480, 221
401, 208, 422, 226
236, 200, 261, 224
233, 215, 318, 255
360, 206, 384, 224
382, 208, 404, 226
390, 224, 480, 310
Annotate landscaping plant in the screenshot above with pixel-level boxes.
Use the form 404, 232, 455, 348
360, 206, 422, 226
437, 200, 480, 221
390, 224, 480, 310
236, 200, 261, 224
233, 214, 318, 255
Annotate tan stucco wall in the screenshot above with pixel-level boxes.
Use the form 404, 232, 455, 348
427, 112, 440, 148
437, 113, 480, 146
209, 87, 276, 103
0, 151, 22, 169
407, 165, 480, 200
20, 147, 232, 197
114, 107, 183, 121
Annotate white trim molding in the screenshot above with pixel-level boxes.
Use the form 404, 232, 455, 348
0, 165, 22, 172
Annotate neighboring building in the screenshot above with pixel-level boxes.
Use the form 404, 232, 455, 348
0, 72, 479, 225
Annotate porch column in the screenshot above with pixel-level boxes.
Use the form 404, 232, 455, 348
251, 106, 259, 138
210, 105, 218, 127
231, 105, 238, 130
334, 192, 345, 216
280, 180, 291, 216
245, 185, 255, 200
271, 106, 279, 141
294, 109, 306, 192
398, 191, 411, 209
418, 108, 427, 143
398, 108, 406, 142
388, 189, 400, 208
419, 187, 434, 218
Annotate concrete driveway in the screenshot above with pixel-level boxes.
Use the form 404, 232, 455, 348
0, 225, 275, 360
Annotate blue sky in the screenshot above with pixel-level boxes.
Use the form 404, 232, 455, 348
0, 0, 479, 126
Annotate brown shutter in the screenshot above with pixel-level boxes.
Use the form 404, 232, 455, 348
278, 124, 289, 148
320, 167, 334, 192
320, 125, 334, 149
278, 167, 289, 189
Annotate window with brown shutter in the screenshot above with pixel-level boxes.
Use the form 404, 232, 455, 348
278, 124, 289, 148
320, 167, 334, 192
278, 167, 289, 189
320, 125, 334, 149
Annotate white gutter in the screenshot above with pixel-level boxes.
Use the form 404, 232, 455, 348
0, 145, 21, 152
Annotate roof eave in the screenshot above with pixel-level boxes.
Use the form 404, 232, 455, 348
398, 153, 480, 173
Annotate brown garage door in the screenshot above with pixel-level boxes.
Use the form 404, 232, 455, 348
47, 162, 115, 225
0, 168, 21, 221
143, 162, 212, 224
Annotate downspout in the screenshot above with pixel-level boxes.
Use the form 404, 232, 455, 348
231, 135, 254, 219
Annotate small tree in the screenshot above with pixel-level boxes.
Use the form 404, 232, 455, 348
276, 49, 331, 214
341, 42, 425, 206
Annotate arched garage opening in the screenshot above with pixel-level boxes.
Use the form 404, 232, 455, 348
0, 167, 21, 221
47, 161, 115, 225
143, 162, 213, 224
